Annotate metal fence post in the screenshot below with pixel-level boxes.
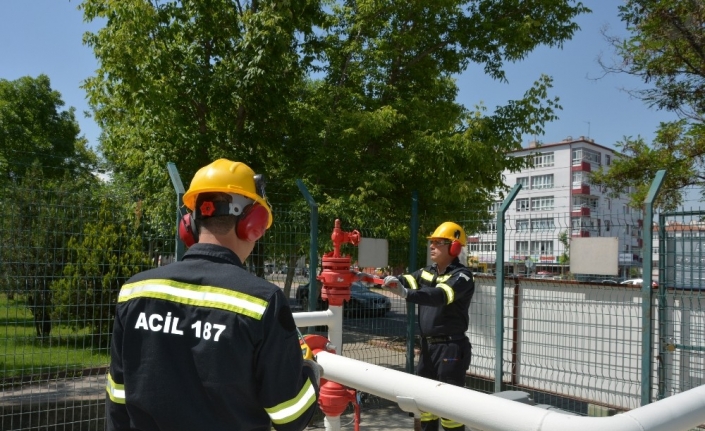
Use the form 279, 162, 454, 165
407, 190, 419, 374
641, 169, 666, 406
296, 180, 318, 313
495, 184, 521, 392
167, 162, 186, 262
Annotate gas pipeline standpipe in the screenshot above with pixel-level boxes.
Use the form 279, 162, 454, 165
300, 219, 363, 431
319, 218, 361, 309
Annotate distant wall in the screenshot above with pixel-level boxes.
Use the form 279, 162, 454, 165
468, 276, 703, 410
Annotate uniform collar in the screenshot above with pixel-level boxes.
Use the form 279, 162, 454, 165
431, 257, 462, 275
182, 243, 244, 267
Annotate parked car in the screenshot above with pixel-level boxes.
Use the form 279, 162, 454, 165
620, 278, 659, 287
296, 281, 391, 317
588, 278, 621, 284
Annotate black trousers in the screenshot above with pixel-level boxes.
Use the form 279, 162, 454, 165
416, 337, 472, 431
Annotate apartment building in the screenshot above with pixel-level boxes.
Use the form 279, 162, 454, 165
469, 136, 644, 278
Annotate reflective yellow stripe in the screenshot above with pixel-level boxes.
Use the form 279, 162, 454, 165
106, 373, 125, 404
441, 417, 464, 428
437, 274, 451, 283
119, 279, 268, 320
265, 379, 317, 424
403, 274, 419, 290
436, 283, 454, 304
420, 271, 434, 283
420, 411, 438, 421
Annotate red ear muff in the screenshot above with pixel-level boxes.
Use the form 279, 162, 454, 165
178, 212, 198, 247
236, 203, 269, 242
449, 240, 462, 257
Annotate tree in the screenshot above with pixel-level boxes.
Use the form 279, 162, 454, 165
51, 195, 152, 343
0, 74, 98, 336
591, 0, 705, 210
0, 74, 97, 185
558, 230, 570, 276
81, 0, 589, 236
0, 163, 99, 337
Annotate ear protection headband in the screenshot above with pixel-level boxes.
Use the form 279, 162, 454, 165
178, 198, 269, 246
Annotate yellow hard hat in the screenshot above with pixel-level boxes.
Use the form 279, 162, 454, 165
183, 159, 273, 228
428, 222, 466, 246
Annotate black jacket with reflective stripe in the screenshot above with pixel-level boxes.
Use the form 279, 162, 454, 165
106, 243, 318, 431
398, 258, 474, 337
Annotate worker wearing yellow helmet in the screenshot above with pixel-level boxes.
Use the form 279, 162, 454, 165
107, 159, 321, 431
382, 221, 475, 431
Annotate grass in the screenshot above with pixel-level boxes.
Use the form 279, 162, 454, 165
0, 293, 111, 382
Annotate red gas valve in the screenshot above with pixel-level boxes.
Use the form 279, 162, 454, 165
318, 219, 361, 306
330, 218, 361, 258
304, 335, 360, 431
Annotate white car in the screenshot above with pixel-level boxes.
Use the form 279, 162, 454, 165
620, 278, 659, 287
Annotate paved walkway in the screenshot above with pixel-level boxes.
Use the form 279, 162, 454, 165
306, 399, 417, 430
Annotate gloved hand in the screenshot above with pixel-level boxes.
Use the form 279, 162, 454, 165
382, 276, 408, 298
303, 358, 323, 387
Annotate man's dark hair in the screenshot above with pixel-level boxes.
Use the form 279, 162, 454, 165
195, 192, 237, 235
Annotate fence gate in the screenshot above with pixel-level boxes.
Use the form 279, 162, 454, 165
657, 210, 705, 401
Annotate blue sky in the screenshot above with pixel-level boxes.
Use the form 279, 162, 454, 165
1, 1, 678, 153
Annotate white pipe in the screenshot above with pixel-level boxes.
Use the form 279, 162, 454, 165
324, 415, 341, 430
316, 352, 705, 431
293, 309, 333, 328
324, 305, 343, 355
293, 306, 346, 431
293, 306, 344, 355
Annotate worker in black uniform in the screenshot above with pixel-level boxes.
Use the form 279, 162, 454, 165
382, 222, 474, 431
106, 159, 321, 431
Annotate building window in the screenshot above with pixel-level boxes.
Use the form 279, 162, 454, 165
531, 174, 554, 190
533, 152, 554, 168
606, 198, 611, 210
605, 220, 610, 232
489, 201, 502, 213
516, 198, 529, 212
516, 219, 530, 232
480, 242, 496, 252
483, 221, 497, 233
516, 177, 529, 189
531, 196, 554, 211
531, 240, 554, 255
572, 196, 598, 211
605, 155, 611, 166
531, 218, 555, 231
516, 241, 529, 255
572, 171, 589, 187
572, 148, 601, 166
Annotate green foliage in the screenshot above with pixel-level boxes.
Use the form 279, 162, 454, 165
0, 74, 97, 185
80, 0, 589, 234
52, 196, 152, 338
0, 75, 100, 336
0, 163, 99, 337
558, 230, 570, 264
617, 0, 705, 117
80, 0, 325, 232
592, 0, 705, 210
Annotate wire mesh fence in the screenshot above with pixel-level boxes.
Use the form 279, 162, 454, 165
2, 161, 705, 429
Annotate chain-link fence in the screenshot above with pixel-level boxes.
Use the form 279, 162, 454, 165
2, 161, 705, 429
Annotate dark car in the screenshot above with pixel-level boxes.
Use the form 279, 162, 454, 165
296, 281, 391, 317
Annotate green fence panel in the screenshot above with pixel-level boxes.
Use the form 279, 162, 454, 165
2, 159, 705, 428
